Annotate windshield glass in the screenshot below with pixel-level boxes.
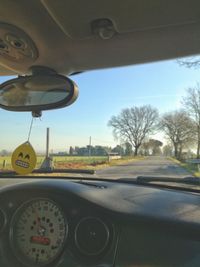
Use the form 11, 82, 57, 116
1, 57, 200, 183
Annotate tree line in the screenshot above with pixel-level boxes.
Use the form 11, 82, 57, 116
108, 84, 200, 160
66, 143, 138, 156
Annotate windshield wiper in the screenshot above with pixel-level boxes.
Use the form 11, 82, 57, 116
115, 176, 200, 193
136, 176, 200, 185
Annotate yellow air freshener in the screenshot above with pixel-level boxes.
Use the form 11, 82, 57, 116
11, 142, 37, 175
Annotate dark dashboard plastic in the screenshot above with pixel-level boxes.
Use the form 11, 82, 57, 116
0, 179, 200, 266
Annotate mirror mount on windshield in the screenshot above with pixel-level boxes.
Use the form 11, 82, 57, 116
32, 110, 42, 118
0, 67, 78, 114
30, 66, 57, 76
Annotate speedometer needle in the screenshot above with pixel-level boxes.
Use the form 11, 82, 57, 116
34, 208, 42, 231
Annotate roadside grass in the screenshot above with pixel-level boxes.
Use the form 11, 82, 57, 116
0, 155, 145, 172
53, 156, 108, 170
169, 157, 200, 177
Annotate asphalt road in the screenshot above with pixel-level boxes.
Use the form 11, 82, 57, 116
95, 156, 193, 179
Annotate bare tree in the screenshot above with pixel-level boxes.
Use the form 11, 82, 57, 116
163, 144, 173, 157
177, 56, 200, 69
148, 139, 163, 155
182, 84, 200, 158
160, 110, 195, 159
140, 139, 163, 156
108, 105, 159, 156
140, 140, 151, 156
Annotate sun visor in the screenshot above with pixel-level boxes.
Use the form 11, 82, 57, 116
41, 0, 200, 40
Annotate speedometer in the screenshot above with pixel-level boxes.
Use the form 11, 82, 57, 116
10, 198, 67, 267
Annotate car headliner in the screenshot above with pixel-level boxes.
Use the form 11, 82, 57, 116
0, 0, 200, 76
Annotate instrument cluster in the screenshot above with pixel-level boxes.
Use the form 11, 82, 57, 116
0, 196, 114, 267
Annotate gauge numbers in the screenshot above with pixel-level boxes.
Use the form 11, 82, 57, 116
10, 198, 67, 266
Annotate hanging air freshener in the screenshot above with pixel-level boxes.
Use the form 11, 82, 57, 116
11, 118, 37, 175
11, 142, 37, 175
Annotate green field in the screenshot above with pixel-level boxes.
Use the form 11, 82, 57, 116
0, 155, 108, 170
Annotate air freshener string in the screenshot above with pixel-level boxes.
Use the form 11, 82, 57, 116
27, 117, 34, 142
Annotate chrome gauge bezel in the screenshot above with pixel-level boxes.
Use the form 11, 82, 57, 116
9, 198, 68, 267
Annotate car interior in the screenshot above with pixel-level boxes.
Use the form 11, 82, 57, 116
1, 1, 200, 267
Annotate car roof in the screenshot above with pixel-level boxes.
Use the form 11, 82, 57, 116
1, 0, 200, 76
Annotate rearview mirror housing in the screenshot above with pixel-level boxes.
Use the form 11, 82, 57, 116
0, 74, 78, 112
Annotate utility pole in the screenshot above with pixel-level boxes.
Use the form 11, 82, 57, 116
40, 127, 53, 171
46, 127, 50, 158
88, 136, 92, 157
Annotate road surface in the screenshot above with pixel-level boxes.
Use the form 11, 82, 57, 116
95, 156, 193, 179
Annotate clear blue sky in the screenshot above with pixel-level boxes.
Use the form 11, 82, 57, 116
0, 58, 200, 153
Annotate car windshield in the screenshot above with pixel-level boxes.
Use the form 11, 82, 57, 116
1, 56, 200, 185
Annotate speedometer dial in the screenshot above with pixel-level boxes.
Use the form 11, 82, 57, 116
10, 198, 67, 266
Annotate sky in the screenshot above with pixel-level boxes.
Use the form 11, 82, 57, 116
0, 58, 200, 153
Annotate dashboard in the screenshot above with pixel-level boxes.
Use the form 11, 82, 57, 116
0, 178, 200, 266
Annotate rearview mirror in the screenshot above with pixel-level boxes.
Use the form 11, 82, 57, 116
0, 74, 78, 112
